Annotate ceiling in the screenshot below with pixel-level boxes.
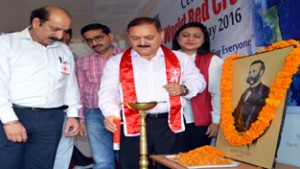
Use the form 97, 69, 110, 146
0, 0, 159, 41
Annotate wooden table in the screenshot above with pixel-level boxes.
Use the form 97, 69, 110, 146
150, 155, 300, 169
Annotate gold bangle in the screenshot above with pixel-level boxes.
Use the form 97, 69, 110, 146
3, 120, 20, 126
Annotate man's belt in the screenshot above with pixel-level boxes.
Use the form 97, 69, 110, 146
146, 112, 168, 119
13, 104, 68, 111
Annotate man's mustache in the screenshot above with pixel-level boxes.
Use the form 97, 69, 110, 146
246, 75, 259, 84
137, 45, 150, 48
49, 37, 60, 41
246, 77, 253, 84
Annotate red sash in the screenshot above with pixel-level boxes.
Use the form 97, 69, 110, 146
120, 45, 184, 136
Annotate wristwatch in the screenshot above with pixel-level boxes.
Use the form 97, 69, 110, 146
181, 85, 189, 96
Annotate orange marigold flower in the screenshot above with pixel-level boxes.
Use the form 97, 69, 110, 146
175, 146, 232, 166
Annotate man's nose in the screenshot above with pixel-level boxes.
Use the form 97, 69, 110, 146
140, 38, 146, 45
91, 39, 98, 46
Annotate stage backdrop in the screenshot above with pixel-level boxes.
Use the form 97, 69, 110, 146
147, 0, 299, 58
148, 0, 255, 58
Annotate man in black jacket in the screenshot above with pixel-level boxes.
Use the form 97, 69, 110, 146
233, 60, 270, 132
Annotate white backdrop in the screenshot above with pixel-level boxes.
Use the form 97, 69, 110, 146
147, 0, 255, 58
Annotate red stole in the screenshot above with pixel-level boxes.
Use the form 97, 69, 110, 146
191, 53, 214, 126
119, 45, 184, 136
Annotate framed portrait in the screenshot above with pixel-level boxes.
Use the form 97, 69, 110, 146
216, 46, 294, 169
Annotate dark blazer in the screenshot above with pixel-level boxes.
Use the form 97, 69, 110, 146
232, 82, 270, 132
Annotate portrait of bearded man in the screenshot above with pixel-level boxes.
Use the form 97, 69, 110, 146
232, 60, 270, 132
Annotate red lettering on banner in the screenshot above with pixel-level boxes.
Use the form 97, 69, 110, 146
163, 0, 238, 44
188, 8, 195, 22
230, 0, 238, 5
164, 26, 171, 44
188, 0, 210, 22
202, 0, 210, 21
213, 0, 238, 15
212, 0, 222, 15
163, 14, 186, 44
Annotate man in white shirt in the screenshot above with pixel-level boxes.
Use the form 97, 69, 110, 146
0, 5, 80, 169
98, 17, 206, 169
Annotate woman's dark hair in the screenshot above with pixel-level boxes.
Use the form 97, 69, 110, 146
172, 22, 211, 55
80, 23, 111, 36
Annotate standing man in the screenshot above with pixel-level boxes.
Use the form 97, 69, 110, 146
233, 60, 270, 132
76, 23, 123, 169
0, 5, 80, 169
99, 17, 206, 169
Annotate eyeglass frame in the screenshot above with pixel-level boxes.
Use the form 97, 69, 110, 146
82, 35, 106, 44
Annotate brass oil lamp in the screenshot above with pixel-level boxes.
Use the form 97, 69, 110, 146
123, 101, 160, 169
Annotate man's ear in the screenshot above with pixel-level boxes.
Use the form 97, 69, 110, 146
32, 18, 41, 28
108, 33, 114, 41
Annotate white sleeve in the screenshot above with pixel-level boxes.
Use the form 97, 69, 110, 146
0, 36, 18, 123
178, 51, 206, 99
63, 46, 81, 117
98, 53, 122, 117
208, 55, 223, 124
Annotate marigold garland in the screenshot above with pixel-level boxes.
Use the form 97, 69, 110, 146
174, 145, 232, 166
220, 40, 300, 146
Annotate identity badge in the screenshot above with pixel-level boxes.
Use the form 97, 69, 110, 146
60, 61, 70, 75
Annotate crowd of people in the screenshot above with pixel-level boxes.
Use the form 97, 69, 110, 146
0, 5, 224, 169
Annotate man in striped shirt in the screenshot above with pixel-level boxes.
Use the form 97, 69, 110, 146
76, 23, 123, 169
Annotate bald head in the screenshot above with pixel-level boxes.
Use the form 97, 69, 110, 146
30, 5, 71, 25
29, 5, 72, 46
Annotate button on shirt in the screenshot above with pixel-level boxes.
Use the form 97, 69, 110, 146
98, 47, 206, 117
76, 47, 123, 123
0, 28, 80, 123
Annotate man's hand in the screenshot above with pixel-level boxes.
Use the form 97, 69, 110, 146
3, 120, 27, 142
205, 123, 219, 138
65, 117, 79, 136
163, 83, 185, 96
104, 115, 117, 133
79, 123, 87, 137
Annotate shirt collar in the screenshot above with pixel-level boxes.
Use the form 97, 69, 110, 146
92, 45, 119, 58
19, 27, 60, 48
19, 27, 33, 40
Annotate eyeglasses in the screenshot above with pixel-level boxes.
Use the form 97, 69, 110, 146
82, 35, 106, 44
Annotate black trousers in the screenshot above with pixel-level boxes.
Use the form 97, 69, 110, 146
0, 107, 65, 169
119, 116, 177, 169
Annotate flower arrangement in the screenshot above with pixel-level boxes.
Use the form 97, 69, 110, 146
174, 145, 232, 166
220, 40, 300, 146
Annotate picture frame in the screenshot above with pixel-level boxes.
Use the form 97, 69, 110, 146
216, 46, 294, 169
